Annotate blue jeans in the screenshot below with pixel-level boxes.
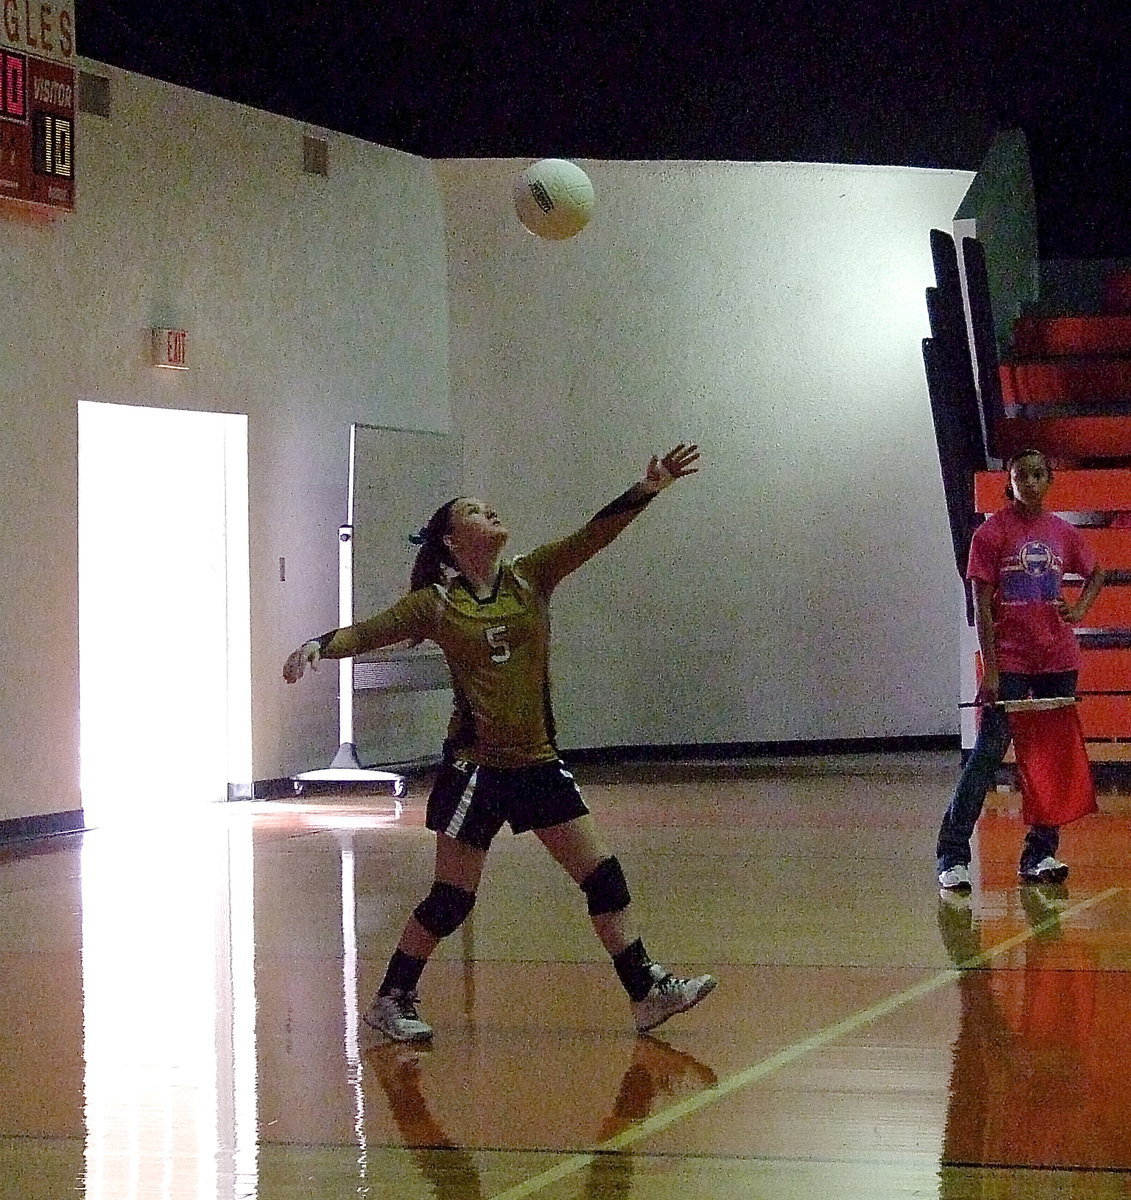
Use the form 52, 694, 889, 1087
936, 670, 1077, 874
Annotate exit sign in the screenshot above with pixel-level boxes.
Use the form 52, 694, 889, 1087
153, 328, 189, 369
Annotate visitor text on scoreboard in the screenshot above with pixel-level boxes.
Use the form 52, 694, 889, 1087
1, 1, 77, 212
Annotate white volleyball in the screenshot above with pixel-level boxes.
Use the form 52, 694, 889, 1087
513, 158, 595, 241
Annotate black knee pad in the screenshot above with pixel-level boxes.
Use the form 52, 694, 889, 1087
413, 881, 475, 938
581, 856, 631, 916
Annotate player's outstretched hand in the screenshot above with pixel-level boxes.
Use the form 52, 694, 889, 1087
645, 443, 701, 491
283, 639, 322, 684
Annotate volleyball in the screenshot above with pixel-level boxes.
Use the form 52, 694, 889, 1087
513, 159, 595, 240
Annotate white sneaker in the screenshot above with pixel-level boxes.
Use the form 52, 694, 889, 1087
1019, 856, 1069, 884
363, 990, 433, 1042
938, 864, 972, 892
632, 965, 717, 1034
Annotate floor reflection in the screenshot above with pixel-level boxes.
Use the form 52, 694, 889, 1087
365, 1033, 718, 1200
80, 819, 258, 1199
5, 758, 1131, 1199
582, 1036, 718, 1199
366, 1044, 484, 1200
937, 881, 1131, 1178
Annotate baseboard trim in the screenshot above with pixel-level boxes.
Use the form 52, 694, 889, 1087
563, 735, 959, 764
0, 809, 86, 845
255, 738, 959, 798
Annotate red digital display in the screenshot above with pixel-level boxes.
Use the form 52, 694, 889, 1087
2, 50, 25, 119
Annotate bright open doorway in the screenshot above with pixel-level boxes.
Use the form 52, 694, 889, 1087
78, 401, 251, 826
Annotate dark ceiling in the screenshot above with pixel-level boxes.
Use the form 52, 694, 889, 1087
76, 1, 1131, 259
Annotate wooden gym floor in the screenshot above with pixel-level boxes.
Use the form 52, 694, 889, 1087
2, 750, 1131, 1199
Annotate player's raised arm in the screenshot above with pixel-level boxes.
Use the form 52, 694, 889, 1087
642, 442, 701, 493
520, 444, 702, 594
591, 443, 701, 517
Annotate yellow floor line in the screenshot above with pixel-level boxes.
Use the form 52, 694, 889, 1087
489, 886, 1122, 1200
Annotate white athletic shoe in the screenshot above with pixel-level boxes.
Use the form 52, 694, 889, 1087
363, 990, 434, 1043
632, 965, 717, 1034
938, 864, 972, 892
1019, 856, 1069, 884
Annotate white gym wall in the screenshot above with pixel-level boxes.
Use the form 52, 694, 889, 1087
0, 57, 972, 828
0, 63, 450, 825
435, 159, 973, 749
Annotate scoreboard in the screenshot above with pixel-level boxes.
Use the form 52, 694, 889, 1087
1, 2, 76, 212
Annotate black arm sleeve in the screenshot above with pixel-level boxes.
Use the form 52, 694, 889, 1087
590, 482, 656, 523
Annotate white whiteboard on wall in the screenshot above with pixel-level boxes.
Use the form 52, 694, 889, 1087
348, 424, 461, 765
350, 423, 462, 620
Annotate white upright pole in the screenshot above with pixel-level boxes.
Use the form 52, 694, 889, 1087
293, 425, 405, 801
337, 523, 355, 752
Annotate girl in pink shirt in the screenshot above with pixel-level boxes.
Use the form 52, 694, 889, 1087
936, 449, 1105, 891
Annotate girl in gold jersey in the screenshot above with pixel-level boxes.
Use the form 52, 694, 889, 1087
284, 444, 716, 1042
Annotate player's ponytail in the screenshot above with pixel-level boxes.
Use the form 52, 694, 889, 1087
409, 498, 462, 590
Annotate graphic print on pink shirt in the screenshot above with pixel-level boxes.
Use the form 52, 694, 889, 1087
1000, 540, 1062, 604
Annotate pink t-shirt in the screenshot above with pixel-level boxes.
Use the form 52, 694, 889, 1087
966, 506, 1097, 673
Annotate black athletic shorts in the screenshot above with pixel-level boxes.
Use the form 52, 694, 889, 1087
425, 756, 590, 849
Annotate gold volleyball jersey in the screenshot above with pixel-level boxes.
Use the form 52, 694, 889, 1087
321, 494, 651, 767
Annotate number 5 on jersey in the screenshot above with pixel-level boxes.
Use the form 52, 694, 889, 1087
485, 625, 511, 663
